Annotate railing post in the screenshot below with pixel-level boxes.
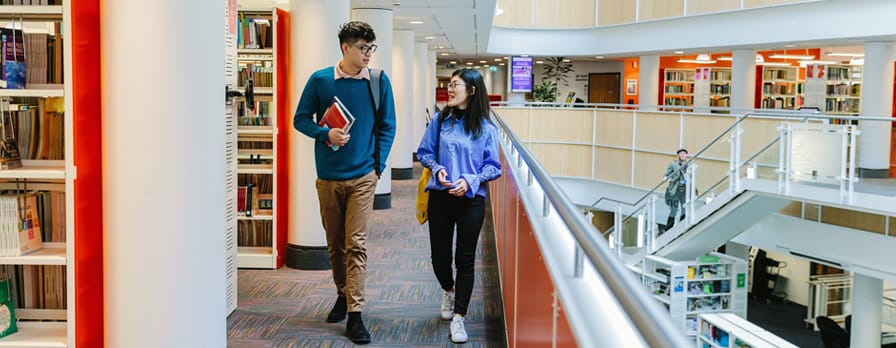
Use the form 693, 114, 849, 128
734, 124, 743, 192
839, 124, 848, 204
647, 195, 656, 253
686, 163, 697, 225
777, 123, 788, 195
847, 125, 858, 205
614, 205, 623, 259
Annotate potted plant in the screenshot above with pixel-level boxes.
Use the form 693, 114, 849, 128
532, 57, 573, 103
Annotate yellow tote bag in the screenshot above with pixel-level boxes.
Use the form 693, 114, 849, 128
416, 115, 441, 225
416, 167, 431, 224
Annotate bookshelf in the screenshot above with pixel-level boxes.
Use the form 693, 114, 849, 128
698, 312, 798, 348
804, 63, 863, 118
824, 64, 862, 115
662, 68, 695, 109
637, 253, 748, 338
0, 2, 79, 347
233, 8, 288, 269
693, 68, 731, 112
758, 66, 802, 110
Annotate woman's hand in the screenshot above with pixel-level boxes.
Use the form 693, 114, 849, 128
448, 178, 469, 197
437, 169, 452, 187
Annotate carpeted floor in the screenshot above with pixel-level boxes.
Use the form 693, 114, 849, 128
227, 164, 508, 347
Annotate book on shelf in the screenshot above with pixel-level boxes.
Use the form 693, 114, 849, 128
318, 96, 355, 151
0, 105, 22, 169
0, 193, 43, 256
0, 277, 16, 339
0, 28, 26, 89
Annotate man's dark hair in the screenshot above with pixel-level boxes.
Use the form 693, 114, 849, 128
677, 149, 688, 155
338, 21, 376, 45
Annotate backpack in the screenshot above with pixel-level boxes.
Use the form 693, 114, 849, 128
368, 68, 384, 177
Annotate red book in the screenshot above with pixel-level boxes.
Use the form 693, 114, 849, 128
318, 96, 355, 150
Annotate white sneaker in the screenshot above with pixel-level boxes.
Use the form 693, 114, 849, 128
440, 290, 455, 320
450, 315, 468, 343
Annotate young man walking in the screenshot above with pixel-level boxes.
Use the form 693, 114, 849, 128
293, 21, 396, 345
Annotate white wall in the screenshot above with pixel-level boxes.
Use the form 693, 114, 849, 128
532, 60, 626, 103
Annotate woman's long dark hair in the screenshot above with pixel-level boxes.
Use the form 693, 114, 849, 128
441, 68, 491, 138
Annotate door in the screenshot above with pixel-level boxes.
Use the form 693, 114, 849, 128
588, 73, 621, 106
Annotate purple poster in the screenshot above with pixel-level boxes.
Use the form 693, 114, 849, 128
510, 56, 533, 93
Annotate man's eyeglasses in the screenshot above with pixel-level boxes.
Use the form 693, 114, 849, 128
447, 82, 466, 89
352, 43, 378, 54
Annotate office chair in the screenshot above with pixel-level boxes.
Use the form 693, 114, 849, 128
817, 316, 850, 348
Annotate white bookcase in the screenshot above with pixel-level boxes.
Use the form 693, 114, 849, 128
697, 312, 798, 348
804, 63, 862, 117
639, 253, 748, 337
759, 66, 802, 110
0, 3, 73, 347
234, 8, 283, 269
663, 68, 696, 109
693, 68, 731, 112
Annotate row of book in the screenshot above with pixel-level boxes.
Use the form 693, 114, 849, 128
238, 220, 272, 247
4, 265, 65, 310
238, 99, 271, 126
237, 16, 272, 50
238, 63, 273, 88
1, 29, 64, 89
0, 0, 61, 4
236, 184, 272, 217
11, 98, 65, 160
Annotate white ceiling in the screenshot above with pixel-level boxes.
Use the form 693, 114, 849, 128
237, 0, 497, 63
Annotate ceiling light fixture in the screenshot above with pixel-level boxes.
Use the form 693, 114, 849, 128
756, 62, 793, 66
409, 20, 423, 24
677, 53, 716, 64
424, 36, 435, 40
716, 56, 733, 61
440, 53, 448, 56
827, 52, 864, 57
769, 53, 815, 60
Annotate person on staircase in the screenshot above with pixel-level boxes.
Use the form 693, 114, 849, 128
663, 148, 689, 231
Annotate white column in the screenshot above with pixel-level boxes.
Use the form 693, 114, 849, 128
859, 42, 895, 177
389, 29, 415, 180
427, 50, 437, 113
851, 273, 883, 348
492, 64, 507, 97
731, 49, 757, 111
413, 42, 428, 159
102, 0, 225, 346
286, 0, 349, 268
352, 8, 394, 208
639, 55, 660, 110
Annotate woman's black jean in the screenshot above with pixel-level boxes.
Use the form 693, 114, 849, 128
427, 189, 485, 316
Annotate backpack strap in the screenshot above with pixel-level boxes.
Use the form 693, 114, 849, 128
368, 68, 383, 177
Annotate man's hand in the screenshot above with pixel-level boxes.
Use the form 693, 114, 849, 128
328, 128, 350, 147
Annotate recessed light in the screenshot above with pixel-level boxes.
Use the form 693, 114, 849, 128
785, 44, 796, 48
449, 61, 457, 64
409, 20, 424, 24
466, 62, 473, 65
595, 56, 604, 59
562, 59, 571, 62
479, 60, 486, 63
440, 53, 448, 56
499, 63, 505, 66
674, 51, 684, 54
535, 60, 544, 64
424, 36, 435, 40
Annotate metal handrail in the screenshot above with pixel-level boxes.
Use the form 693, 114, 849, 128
490, 111, 691, 348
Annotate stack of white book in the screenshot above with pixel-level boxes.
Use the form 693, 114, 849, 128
0, 194, 42, 257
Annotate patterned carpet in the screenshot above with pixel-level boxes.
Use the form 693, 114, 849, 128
227, 164, 508, 347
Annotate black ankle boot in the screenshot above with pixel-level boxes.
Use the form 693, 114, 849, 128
666, 216, 675, 230
346, 312, 371, 344
326, 297, 347, 323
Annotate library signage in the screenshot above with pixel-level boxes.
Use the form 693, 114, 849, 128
510, 56, 532, 93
